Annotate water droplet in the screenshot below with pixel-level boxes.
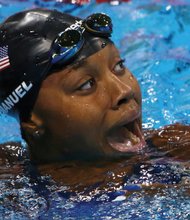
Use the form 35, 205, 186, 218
19, 33, 24, 38
129, 76, 133, 80
2, 34, 6, 41
101, 42, 107, 48
46, 17, 56, 23
29, 30, 38, 37
0, 30, 7, 41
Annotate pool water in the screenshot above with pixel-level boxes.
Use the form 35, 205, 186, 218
0, 0, 190, 219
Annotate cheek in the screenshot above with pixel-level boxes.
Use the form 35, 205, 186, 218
62, 92, 112, 140
37, 94, 108, 136
66, 96, 109, 127
34, 78, 112, 142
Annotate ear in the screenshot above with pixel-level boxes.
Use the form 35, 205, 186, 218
21, 113, 45, 142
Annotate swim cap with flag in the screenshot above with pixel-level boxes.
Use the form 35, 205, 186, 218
0, 8, 113, 121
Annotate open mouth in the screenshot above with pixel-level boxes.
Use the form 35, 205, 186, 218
107, 119, 146, 153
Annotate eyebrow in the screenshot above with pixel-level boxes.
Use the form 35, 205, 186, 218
48, 57, 88, 78
71, 58, 88, 70
57, 58, 89, 82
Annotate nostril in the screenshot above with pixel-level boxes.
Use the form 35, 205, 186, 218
112, 98, 129, 110
118, 98, 128, 106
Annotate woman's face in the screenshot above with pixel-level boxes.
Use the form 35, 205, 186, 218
27, 44, 145, 162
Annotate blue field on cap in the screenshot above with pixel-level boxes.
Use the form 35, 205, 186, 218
0, 0, 190, 219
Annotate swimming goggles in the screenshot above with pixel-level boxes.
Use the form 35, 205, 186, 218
51, 13, 113, 65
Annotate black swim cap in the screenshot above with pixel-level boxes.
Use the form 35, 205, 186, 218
0, 8, 112, 121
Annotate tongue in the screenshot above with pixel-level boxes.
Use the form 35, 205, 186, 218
107, 126, 141, 152
109, 127, 140, 144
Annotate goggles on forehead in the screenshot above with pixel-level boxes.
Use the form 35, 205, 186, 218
51, 13, 113, 65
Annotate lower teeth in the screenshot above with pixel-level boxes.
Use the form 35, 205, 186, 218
125, 129, 140, 145
108, 127, 141, 149
126, 140, 132, 147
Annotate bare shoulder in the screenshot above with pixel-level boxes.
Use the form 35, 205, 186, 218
144, 123, 190, 160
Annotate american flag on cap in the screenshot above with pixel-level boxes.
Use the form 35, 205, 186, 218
0, 45, 10, 71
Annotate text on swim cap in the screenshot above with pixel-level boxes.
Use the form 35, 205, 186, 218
0, 81, 33, 114
64, 20, 84, 32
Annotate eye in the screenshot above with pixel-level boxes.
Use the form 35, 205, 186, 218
77, 78, 95, 91
113, 59, 125, 75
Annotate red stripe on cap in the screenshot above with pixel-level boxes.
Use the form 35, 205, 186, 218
0, 57, 10, 71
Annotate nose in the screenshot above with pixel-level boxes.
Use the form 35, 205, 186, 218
110, 75, 134, 110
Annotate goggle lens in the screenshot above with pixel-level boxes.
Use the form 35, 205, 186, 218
52, 30, 83, 64
57, 30, 81, 47
85, 13, 112, 36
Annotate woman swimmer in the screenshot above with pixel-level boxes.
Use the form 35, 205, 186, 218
0, 8, 145, 163
0, 8, 189, 170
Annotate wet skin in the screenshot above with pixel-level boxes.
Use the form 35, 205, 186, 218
22, 44, 145, 163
